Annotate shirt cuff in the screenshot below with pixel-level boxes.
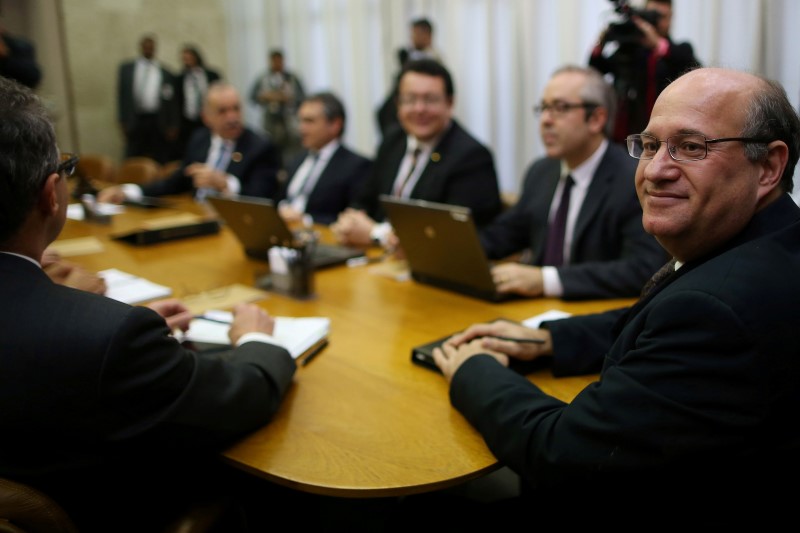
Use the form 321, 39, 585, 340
541, 266, 564, 297
121, 183, 143, 201
370, 222, 392, 246
236, 331, 288, 351
225, 174, 241, 195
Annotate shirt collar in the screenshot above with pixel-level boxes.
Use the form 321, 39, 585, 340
561, 138, 609, 188
315, 138, 341, 161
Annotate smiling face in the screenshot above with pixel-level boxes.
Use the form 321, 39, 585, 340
396, 71, 453, 142
635, 68, 780, 261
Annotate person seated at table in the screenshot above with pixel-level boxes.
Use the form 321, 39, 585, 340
332, 58, 502, 248
480, 65, 667, 300
433, 67, 800, 526
98, 81, 281, 203
277, 91, 372, 225
0, 76, 296, 532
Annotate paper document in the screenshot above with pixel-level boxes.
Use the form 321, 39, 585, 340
182, 310, 330, 360
99, 268, 172, 305
522, 309, 572, 329
67, 202, 125, 220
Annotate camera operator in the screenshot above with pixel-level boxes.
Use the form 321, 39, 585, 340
589, 0, 700, 143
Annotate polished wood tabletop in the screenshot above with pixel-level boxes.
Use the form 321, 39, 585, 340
58, 195, 635, 498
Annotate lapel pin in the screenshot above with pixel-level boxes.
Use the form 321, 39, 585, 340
231, 152, 243, 163
431, 152, 441, 162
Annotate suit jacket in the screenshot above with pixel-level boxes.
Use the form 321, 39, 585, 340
0, 32, 41, 89
174, 66, 221, 121
0, 253, 296, 529
279, 145, 372, 225
480, 142, 668, 299
450, 193, 800, 524
353, 119, 502, 226
117, 59, 179, 132
141, 126, 281, 199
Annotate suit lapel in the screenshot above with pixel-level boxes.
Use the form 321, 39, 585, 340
572, 148, 612, 251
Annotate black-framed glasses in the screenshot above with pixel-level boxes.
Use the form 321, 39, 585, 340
533, 101, 597, 116
626, 133, 773, 162
56, 153, 79, 177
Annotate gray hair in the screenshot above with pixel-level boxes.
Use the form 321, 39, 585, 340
0, 76, 59, 244
552, 65, 617, 138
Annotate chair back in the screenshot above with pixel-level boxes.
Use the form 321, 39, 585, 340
116, 157, 161, 184
74, 154, 116, 185
0, 478, 78, 533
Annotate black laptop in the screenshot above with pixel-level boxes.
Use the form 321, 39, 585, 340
207, 194, 364, 269
380, 195, 514, 302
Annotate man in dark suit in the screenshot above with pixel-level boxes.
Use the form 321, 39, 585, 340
0, 77, 296, 531
116, 34, 179, 163
99, 81, 281, 203
0, 23, 41, 89
333, 58, 501, 248
433, 68, 800, 526
277, 91, 371, 225
589, 0, 700, 143
173, 44, 221, 160
481, 65, 667, 300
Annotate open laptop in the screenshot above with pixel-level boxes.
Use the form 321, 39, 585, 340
206, 194, 364, 269
380, 195, 514, 302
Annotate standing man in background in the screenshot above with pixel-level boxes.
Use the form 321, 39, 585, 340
278, 91, 372, 225
173, 44, 220, 160
0, 22, 41, 89
589, 0, 700, 143
117, 34, 179, 163
250, 49, 305, 167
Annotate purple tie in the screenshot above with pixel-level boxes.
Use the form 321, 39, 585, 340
541, 175, 573, 267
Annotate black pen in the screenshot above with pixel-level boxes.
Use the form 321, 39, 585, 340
487, 336, 545, 344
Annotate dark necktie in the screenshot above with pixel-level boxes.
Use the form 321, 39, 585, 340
394, 148, 422, 196
640, 258, 677, 298
541, 175, 574, 267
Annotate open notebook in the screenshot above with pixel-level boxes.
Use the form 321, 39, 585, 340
179, 310, 329, 363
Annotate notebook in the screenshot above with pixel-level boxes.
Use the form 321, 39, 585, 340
206, 194, 364, 269
380, 195, 514, 302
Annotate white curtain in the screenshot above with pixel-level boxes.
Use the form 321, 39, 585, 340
224, 0, 799, 195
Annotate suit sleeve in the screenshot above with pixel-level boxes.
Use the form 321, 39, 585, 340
100, 305, 295, 450
238, 140, 282, 199
439, 143, 502, 227
450, 290, 762, 489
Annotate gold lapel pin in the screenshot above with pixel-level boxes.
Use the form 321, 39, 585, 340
231, 152, 243, 163
431, 152, 441, 162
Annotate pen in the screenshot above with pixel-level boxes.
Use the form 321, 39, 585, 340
487, 336, 545, 344
193, 314, 232, 325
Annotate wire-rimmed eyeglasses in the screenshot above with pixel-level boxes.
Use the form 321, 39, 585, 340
56, 153, 80, 177
626, 133, 773, 162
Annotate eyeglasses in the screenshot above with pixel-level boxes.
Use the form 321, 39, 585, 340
56, 153, 80, 177
397, 94, 446, 108
626, 133, 773, 162
533, 101, 597, 116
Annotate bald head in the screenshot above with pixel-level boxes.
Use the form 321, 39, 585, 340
202, 82, 244, 140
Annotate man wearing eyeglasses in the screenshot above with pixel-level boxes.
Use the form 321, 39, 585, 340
480, 65, 667, 300
332, 58, 502, 248
0, 77, 298, 531
432, 67, 800, 525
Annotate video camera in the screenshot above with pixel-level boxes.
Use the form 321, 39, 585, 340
605, 0, 663, 46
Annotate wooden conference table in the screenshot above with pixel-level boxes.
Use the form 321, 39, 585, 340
57, 195, 635, 498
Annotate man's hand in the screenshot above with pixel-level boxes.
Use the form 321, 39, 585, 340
44, 260, 107, 295
632, 15, 663, 49
146, 298, 193, 332
185, 163, 228, 192
433, 338, 509, 382
491, 263, 545, 297
96, 186, 126, 204
228, 303, 275, 345
447, 320, 553, 362
331, 208, 375, 247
